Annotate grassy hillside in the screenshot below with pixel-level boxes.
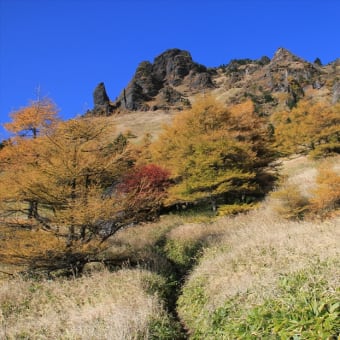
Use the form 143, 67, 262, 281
0, 269, 181, 339
1, 47, 339, 338
177, 210, 339, 338
1, 155, 339, 339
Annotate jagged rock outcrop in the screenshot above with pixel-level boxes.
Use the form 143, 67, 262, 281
114, 48, 213, 111
270, 47, 303, 64
152, 49, 193, 86
265, 47, 321, 93
94, 82, 110, 106
88, 47, 338, 116
158, 86, 183, 104
91, 82, 117, 116
188, 71, 214, 89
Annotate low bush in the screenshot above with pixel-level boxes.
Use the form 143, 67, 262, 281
162, 221, 225, 274
309, 166, 340, 218
189, 261, 340, 339
147, 316, 184, 340
177, 277, 208, 333
217, 203, 257, 216
272, 183, 310, 220
164, 239, 203, 273
309, 142, 340, 159
273, 156, 340, 220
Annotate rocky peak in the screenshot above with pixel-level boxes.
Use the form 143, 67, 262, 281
91, 82, 117, 116
265, 48, 321, 95
93, 82, 110, 107
271, 47, 303, 64
88, 47, 337, 117
152, 48, 196, 85
113, 48, 213, 111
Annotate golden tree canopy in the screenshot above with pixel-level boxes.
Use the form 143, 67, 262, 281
4, 97, 59, 138
151, 96, 273, 207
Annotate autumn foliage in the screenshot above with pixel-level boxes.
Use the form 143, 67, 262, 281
273, 158, 340, 220
1, 93, 338, 275
310, 166, 340, 217
150, 96, 274, 208
4, 97, 59, 138
271, 100, 340, 157
0, 102, 171, 273
118, 164, 170, 221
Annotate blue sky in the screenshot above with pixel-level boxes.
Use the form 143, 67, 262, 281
1, 0, 339, 140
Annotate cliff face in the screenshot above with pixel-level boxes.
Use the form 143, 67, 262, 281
114, 48, 214, 111
88, 47, 339, 116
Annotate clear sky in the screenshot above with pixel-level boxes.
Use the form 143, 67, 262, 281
1, 0, 339, 140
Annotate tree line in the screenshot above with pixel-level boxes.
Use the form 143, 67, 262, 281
0, 94, 338, 274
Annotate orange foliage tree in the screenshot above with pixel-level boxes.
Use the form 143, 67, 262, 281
271, 100, 340, 157
0, 113, 170, 274
150, 96, 275, 210
310, 165, 340, 217
4, 97, 59, 139
2, 97, 59, 219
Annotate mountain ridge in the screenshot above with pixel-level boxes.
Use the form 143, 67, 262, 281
89, 47, 340, 117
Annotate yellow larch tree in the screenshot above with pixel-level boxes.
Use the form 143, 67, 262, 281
150, 96, 274, 210
2, 97, 59, 219
0, 116, 135, 273
271, 99, 340, 157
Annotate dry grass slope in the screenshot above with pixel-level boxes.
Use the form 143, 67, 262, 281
177, 155, 340, 337
179, 209, 339, 311
0, 155, 338, 339
0, 269, 170, 340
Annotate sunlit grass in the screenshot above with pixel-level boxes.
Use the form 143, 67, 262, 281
0, 269, 176, 339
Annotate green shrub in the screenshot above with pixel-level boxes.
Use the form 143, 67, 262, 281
177, 277, 208, 332
164, 239, 203, 272
141, 271, 172, 302
146, 316, 185, 340
217, 203, 257, 216
181, 260, 340, 339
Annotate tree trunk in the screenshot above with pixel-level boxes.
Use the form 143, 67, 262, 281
211, 197, 217, 212
28, 200, 38, 219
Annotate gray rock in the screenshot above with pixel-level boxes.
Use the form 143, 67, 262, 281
188, 71, 214, 89
92, 82, 111, 115
116, 48, 213, 111
153, 48, 193, 85
332, 81, 340, 104
313, 80, 323, 89
93, 82, 110, 106
271, 47, 303, 64
266, 48, 321, 94
158, 86, 183, 103
122, 81, 147, 110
